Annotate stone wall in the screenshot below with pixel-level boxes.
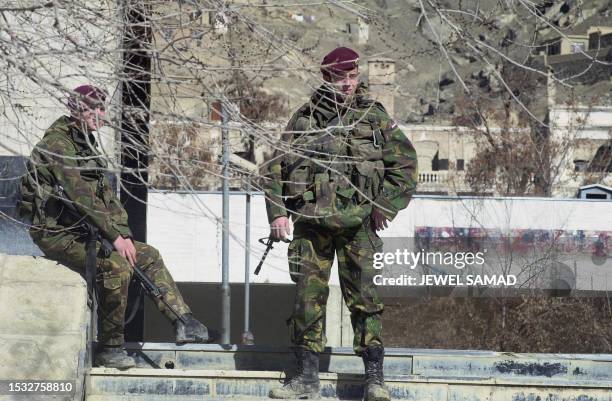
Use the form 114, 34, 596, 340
0, 254, 89, 401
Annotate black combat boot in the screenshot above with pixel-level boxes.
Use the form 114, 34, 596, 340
94, 346, 136, 370
269, 348, 320, 399
175, 313, 209, 344
362, 345, 390, 401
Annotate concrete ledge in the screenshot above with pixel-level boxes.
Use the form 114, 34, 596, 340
124, 342, 612, 382
87, 367, 612, 400
90, 367, 612, 388
0, 253, 89, 401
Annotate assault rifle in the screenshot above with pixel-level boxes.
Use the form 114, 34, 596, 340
54, 185, 187, 325
254, 237, 290, 275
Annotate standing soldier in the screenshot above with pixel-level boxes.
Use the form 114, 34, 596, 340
263, 47, 418, 401
19, 85, 213, 369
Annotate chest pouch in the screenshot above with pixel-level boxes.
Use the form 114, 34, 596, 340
348, 120, 385, 204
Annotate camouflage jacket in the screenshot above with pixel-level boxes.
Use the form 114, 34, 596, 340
19, 115, 132, 241
263, 84, 418, 229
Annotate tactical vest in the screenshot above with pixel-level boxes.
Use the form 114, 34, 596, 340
19, 158, 53, 226
284, 98, 386, 230
19, 125, 110, 230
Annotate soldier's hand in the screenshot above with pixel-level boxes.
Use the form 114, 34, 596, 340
371, 207, 389, 232
270, 216, 291, 240
113, 236, 137, 267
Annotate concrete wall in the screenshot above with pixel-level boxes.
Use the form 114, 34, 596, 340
0, 254, 88, 401
142, 282, 353, 347
146, 192, 612, 284
143, 191, 612, 345
1, 190, 610, 348
550, 105, 612, 140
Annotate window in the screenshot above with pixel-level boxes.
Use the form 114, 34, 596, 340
586, 193, 608, 200
574, 159, 588, 172
457, 159, 465, 171
432, 152, 439, 171
547, 42, 561, 55
431, 152, 449, 171
588, 32, 601, 50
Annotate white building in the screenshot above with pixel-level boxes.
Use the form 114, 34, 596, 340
549, 104, 612, 197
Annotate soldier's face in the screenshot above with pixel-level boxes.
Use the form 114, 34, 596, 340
328, 68, 359, 98
81, 106, 106, 132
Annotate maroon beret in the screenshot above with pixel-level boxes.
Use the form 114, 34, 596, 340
320, 47, 359, 78
67, 84, 107, 112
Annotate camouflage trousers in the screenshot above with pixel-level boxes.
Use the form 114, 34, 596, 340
287, 221, 384, 355
32, 228, 191, 346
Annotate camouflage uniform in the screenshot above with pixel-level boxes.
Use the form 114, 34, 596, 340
264, 83, 418, 355
19, 115, 191, 346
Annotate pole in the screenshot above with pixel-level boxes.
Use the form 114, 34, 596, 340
120, 0, 150, 342
221, 102, 231, 344
242, 176, 254, 345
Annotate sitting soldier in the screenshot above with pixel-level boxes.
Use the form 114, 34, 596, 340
19, 84, 213, 369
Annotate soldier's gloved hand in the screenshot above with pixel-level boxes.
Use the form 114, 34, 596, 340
270, 216, 291, 240
371, 207, 389, 232
113, 235, 137, 267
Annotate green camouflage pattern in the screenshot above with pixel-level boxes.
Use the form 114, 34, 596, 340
263, 83, 418, 227
19, 115, 132, 242
20, 115, 191, 346
263, 83, 417, 354
31, 229, 191, 346
288, 222, 384, 354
